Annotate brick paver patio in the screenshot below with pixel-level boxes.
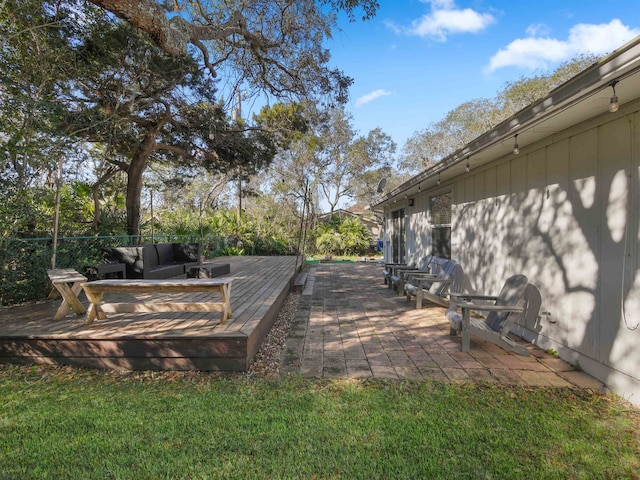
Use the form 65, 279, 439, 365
282, 262, 605, 391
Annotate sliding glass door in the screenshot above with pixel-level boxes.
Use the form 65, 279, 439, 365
391, 209, 406, 263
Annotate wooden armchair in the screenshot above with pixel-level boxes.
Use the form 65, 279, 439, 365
403, 258, 458, 308
447, 274, 536, 356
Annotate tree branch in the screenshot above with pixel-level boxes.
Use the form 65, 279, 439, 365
88, 1, 274, 61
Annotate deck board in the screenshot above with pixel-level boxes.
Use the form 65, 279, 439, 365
0, 256, 300, 370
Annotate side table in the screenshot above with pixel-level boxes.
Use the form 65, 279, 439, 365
186, 263, 231, 279
97, 262, 126, 279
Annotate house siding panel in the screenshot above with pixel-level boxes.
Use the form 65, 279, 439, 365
567, 129, 601, 357
596, 117, 637, 376
523, 148, 546, 282
535, 140, 575, 348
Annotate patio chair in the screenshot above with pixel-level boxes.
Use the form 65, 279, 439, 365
447, 274, 531, 356
403, 258, 458, 308
382, 262, 402, 285
390, 254, 433, 294
382, 254, 423, 288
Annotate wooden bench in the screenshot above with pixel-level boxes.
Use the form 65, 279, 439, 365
47, 269, 88, 320
81, 278, 233, 326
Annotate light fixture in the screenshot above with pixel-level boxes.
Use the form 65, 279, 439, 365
437, 173, 441, 186
609, 80, 619, 113
465, 156, 470, 173
418, 183, 421, 192
513, 134, 520, 155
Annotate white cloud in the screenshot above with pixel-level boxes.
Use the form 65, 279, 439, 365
393, 0, 495, 41
488, 19, 640, 71
355, 89, 392, 107
526, 23, 550, 37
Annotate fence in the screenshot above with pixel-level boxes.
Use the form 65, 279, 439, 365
0, 234, 231, 306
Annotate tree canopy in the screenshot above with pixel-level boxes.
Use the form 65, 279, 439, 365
87, 0, 380, 108
400, 54, 599, 172
1, 1, 281, 236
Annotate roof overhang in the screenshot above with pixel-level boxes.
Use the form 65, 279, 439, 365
373, 35, 640, 209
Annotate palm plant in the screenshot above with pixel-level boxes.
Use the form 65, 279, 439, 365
338, 216, 371, 256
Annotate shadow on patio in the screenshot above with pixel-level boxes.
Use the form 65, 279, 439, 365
282, 262, 606, 391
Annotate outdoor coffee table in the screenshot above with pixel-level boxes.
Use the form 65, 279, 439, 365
186, 263, 231, 279
97, 262, 126, 279
47, 269, 88, 320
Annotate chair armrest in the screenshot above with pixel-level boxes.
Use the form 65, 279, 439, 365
395, 267, 421, 277
449, 293, 499, 302
433, 277, 452, 283
410, 273, 440, 279
456, 302, 525, 314
416, 277, 452, 290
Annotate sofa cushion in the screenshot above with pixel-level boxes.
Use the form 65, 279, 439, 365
103, 247, 144, 277
145, 264, 185, 279
141, 244, 159, 270
173, 242, 200, 263
155, 243, 175, 265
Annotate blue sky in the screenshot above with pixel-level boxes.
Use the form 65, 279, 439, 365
326, 0, 640, 152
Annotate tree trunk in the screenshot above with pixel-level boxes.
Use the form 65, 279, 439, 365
91, 166, 120, 232
126, 134, 156, 237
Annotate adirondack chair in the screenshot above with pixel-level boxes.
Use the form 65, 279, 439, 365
390, 255, 433, 294
403, 258, 458, 308
382, 254, 423, 288
382, 261, 405, 285
382, 262, 404, 287
448, 274, 531, 356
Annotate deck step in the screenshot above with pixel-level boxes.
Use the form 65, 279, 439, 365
292, 272, 308, 292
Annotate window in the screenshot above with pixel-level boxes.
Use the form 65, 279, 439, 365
430, 192, 451, 259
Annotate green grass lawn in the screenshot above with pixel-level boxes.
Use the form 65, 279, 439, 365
1, 365, 638, 479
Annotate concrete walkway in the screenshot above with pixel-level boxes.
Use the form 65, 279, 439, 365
282, 262, 605, 391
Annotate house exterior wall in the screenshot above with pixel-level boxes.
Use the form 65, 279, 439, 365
451, 102, 640, 403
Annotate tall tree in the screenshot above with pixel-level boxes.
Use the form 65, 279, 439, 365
346, 128, 396, 206
0, 0, 104, 237
318, 107, 395, 212
55, 10, 276, 235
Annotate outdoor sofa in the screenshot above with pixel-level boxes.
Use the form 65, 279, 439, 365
102, 242, 201, 279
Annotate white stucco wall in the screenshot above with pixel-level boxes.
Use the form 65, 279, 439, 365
451, 104, 640, 405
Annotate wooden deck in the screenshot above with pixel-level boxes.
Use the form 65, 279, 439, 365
0, 256, 300, 371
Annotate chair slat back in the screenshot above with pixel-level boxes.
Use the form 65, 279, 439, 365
429, 259, 458, 296
485, 274, 528, 331
447, 264, 466, 295
418, 255, 434, 271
